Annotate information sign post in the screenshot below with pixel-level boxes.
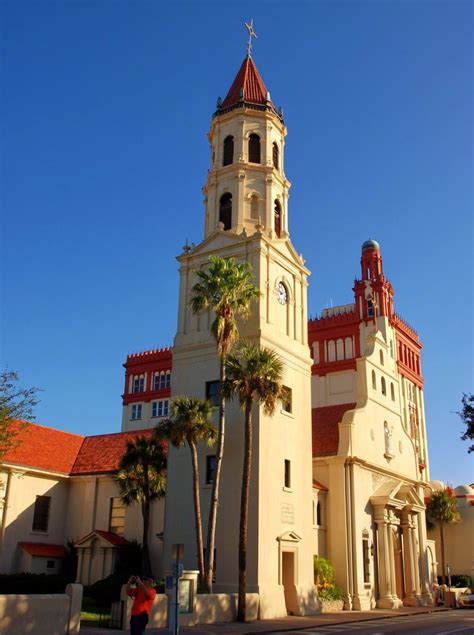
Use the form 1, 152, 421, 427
168, 544, 184, 635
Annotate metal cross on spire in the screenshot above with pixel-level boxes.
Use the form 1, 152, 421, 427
245, 19, 257, 57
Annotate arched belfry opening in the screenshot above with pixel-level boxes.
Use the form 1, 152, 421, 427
274, 199, 282, 237
219, 193, 232, 230
223, 135, 234, 166
249, 133, 261, 164
273, 142, 279, 170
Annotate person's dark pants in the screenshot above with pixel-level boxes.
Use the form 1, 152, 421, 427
130, 612, 149, 635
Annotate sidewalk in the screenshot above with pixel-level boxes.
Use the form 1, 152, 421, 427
82, 606, 451, 635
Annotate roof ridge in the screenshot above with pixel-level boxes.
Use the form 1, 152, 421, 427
13, 420, 85, 440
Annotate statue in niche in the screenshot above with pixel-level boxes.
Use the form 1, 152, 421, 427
384, 422, 394, 459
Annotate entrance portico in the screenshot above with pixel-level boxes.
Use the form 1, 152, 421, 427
371, 482, 433, 609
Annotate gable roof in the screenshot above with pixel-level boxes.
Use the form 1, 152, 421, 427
222, 56, 273, 109
312, 403, 356, 457
71, 428, 157, 475
2, 421, 84, 474
19, 542, 68, 558
75, 529, 131, 547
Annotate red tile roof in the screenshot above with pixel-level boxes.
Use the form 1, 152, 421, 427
19, 542, 68, 558
2, 421, 84, 474
312, 478, 329, 492
222, 56, 273, 109
2, 422, 164, 478
312, 403, 356, 457
76, 529, 131, 547
71, 428, 158, 475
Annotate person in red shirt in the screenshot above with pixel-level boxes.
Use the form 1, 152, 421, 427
126, 575, 157, 635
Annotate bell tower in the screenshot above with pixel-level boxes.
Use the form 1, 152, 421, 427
204, 55, 290, 240
163, 34, 318, 619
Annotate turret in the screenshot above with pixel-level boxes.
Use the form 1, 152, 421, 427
354, 238, 394, 320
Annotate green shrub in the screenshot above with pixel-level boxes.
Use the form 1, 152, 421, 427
318, 584, 344, 601
84, 573, 129, 608
0, 573, 70, 594
314, 556, 335, 586
437, 574, 472, 587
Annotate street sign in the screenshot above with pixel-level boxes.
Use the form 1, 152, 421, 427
172, 563, 184, 579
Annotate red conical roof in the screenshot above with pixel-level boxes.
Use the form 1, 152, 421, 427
221, 56, 273, 109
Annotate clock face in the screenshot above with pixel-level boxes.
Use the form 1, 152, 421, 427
277, 282, 288, 305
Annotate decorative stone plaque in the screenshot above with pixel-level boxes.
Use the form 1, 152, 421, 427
281, 503, 294, 524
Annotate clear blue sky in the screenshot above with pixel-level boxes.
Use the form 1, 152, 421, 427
2, 1, 472, 485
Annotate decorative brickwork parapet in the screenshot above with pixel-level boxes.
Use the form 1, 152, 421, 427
125, 347, 172, 367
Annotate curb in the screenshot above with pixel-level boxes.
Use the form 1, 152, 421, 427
254, 607, 453, 634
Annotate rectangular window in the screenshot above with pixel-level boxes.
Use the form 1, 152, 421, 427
138, 377, 144, 392
153, 374, 160, 391
159, 373, 166, 389
109, 497, 126, 535
281, 387, 292, 414
152, 400, 169, 418
206, 455, 216, 484
32, 495, 51, 532
284, 459, 291, 489
362, 537, 370, 584
206, 381, 220, 407
133, 377, 139, 393
46, 560, 55, 569
131, 404, 142, 420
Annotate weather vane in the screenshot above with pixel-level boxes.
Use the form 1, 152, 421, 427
245, 19, 257, 57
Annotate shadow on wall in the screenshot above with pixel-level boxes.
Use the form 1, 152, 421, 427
0, 583, 82, 635
0, 478, 68, 575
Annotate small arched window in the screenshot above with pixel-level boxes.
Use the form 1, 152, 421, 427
250, 195, 259, 220
272, 142, 279, 169
390, 382, 395, 401
223, 136, 234, 166
381, 377, 387, 396
380, 350, 384, 365
367, 299, 374, 317
327, 340, 336, 363
159, 371, 166, 390
372, 370, 377, 390
274, 199, 282, 237
219, 193, 232, 230
165, 370, 171, 388
248, 133, 261, 163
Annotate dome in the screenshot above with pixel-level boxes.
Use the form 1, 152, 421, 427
362, 238, 380, 252
428, 480, 445, 492
455, 484, 473, 496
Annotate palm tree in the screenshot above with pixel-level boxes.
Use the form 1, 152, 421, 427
155, 396, 217, 586
113, 435, 167, 576
190, 255, 260, 593
426, 488, 461, 584
223, 341, 284, 621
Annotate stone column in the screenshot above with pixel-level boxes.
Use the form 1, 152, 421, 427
387, 522, 397, 598
374, 508, 395, 608
411, 517, 421, 598
76, 549, 84, 584
400, 511, 416, 605
416, 511, 434, 605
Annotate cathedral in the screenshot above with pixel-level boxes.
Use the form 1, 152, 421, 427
0, 46, 435, 618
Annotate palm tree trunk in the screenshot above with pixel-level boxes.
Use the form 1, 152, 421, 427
237, 399, 253, 622
439, 522, 446, 585
142, 499, 152, 576
189, 438, 205, 586
205, 358, 226, 593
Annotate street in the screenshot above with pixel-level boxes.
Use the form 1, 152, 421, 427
272, 610, 474, 635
